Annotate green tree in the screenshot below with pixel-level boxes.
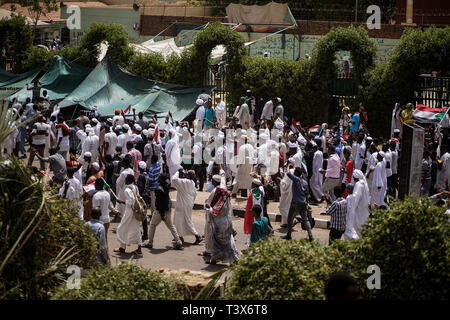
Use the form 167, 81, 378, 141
17, 0, 58, 41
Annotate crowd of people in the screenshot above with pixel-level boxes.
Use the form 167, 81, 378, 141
2, 84, 450, 266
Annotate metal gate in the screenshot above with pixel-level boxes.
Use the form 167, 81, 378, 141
204, 61, 230, 114
414, 75, 450, 107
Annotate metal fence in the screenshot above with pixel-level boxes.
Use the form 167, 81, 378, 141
203, 62, 232, 114
414, 75, 450, 108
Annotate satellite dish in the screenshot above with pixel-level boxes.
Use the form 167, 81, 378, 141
133, 3, 139, 10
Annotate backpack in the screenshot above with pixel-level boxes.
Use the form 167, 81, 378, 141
131, 186, 147, 222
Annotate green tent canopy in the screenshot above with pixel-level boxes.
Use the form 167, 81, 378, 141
59, 55, 215, 123
8, 56, 91, 102
0, 68, 42, 100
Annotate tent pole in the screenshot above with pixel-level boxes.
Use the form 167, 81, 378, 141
69, 104, 79, 126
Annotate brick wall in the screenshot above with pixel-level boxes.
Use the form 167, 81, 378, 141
140, 15, 414, 39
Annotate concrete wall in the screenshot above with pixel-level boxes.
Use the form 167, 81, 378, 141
60, 6, 154, 44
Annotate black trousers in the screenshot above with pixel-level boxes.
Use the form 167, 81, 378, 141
287, 202, 313, 240
329, 228, 344, 245
193, 164, 206, 191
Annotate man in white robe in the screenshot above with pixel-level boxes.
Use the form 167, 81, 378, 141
171, 169, 203, 244
278, 168, 294, 226
343, 183, 358, 240
59, 167, 84, 220
231, 136, 255, 197
114, 155, 134, 217
165, 129, 182, 179
355, 135, 365, 171
114, 174, 142, 255
79, 127, 99, 163
233, 98, 250, 129
371, 151, 387, 208
352, 170, 370, 237
215, 95, 226, 129
391, 103, 402, 138
117, 124, 133, 156
310, 142, 324, 200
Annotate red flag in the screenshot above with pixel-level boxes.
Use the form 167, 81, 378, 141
123, 105, 131, 114
153, 124, 159, 142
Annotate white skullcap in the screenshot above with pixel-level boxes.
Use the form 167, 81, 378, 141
138, 161, 147, 170
394, 129, 400, 133
91, 162, 100, 171
366, 136, 373, 141
196, 99, 204, 106
92, 118, 99, 123
107, 118, 113, 123
85, 124, 92, 128
240, 130, 247, 135
123, 124, 130, 130
149, 128, 155, 135
277, 97, 282, 102
142, 129, 148, 136
252, 178, 262, 186
215, 95, 220, 99
86, 127, 94, 134
115, 125, 122, 130
378, 151, 385, 158
212, 174, 222, 183
134, 124, 142, 132
288, 157, 296, 164
84, 151, 92, 158
217, 131, 225, 139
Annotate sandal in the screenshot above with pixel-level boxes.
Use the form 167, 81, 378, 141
114, 247, 125, 253
198, 251, 211, 257
194, 235, 203, 245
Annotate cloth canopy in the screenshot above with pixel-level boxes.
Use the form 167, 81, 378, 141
0, 67, 42, 100
226, 2, 297, 32
9, 55, 91, 102
58, 55, 214, 124
131, 38, 230, 60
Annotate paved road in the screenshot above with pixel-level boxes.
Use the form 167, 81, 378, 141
107, 209, 330, 275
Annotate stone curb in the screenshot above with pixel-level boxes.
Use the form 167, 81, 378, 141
171, 199, 330, 230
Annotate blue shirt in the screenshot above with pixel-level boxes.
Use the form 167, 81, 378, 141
352, 113, 360, 133
86, 219, 109, 264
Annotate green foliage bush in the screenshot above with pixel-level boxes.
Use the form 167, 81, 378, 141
127, 52, 170, 82
222, 196, 450, 300
0, 157, 99, 300
53, 263, 184, 300
338, 195, 450, 299
222, 238, 343, 300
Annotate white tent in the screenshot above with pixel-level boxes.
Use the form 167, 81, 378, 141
131, 38, 249, 60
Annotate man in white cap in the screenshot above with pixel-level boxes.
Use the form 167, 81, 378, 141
118, 124, 133, 156
231, 134, 255, 198
164, 129, 182, 179
203, 174, 239, 264
80, 127, 99, 163
391, 103, 402, 138
195, 99, 205, 127
115, 155, 134, 217
233, 97, 250, 129
74, 151, 92, 184
104, 125, 118, 158
59, 167, 84, 220
172, 168, 203, 245
92, 178, 112, 243
215, 95, 226, 129
278, 165, 294, 227
260, 98, 277, 126
310, 141, 324, 201
273, 98, 284, 122
371, 151, 387, 208
352, 170, 370, 236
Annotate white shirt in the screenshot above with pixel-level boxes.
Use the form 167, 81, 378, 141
113, 115, 125, 126
104, 131, 118, 157
384, 150, 393, 177
215, 101, 226, 119
196, 106, 205, 121
31, 122, 50, 146
57, 127, 70, 152
260, 101, 274, 120
92, 189, 111, 223
391, 149, 398, 175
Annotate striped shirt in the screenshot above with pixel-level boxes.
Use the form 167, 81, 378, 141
325, 197, 347, 231
148, 162, 161, 191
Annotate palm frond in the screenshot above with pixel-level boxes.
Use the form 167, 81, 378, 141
194, 267, 231, 300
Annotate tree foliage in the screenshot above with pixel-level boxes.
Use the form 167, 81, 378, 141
0, 14, 33, 73
53, 263, 184, 300
17, 0, 58, 39
0, 157, 99, 300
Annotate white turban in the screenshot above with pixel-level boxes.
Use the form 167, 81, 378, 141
134, 124, 142, 132
212, 174, 222, 183
123, 124, 130, 130
138, 161, 147, 170
91, 162, 100, 171
142, 129, 148, 136
252, 178, 262, 186
378, 151, 385, 158
196, 99, 204, 106
115, 125, 122, 130
84, 151, 92, 158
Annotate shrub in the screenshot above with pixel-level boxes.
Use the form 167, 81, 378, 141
222, 238, 343, 300
0, 157, 99, 300
338, 195, 450, 300
53, 263, 184, 300
127, 52, 169, 82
